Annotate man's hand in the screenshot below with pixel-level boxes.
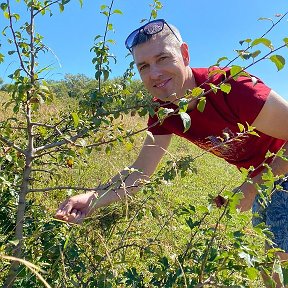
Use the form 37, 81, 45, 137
55, 192, 97, 224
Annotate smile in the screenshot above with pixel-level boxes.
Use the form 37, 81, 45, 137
153, 79, 171, 88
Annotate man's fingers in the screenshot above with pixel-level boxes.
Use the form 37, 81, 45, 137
65, 210, 85, 224
55, 199, 74, 218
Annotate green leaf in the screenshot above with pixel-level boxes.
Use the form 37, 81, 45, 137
239, 38, 252, 46
208, 68, 226, 78
59, 3, 64, 12
107, 23, 113, 31
270, 55, 285, 71
151, 9, 157, 19
258, 17, 273, 23
216, 56, 228, 65
191, 87, 204, 97
237, 123, 245, 132
100, 5, 107, 10
78, 0, 83, 7
220, 83, 231, 94
230, 66, 250, 80
251, 50, 261, 58
238, 251, 253, 266
197, 97, 206, 113
273, 259, 284, 285
71, 112, 80, 128
1, 3, 8, 11
230, 65, 243, 79
284, 38, 288, 47
0, 53, 4, 63
113, 9, 123, 14
251, 38, 273, 50
179, 112, 191, 133
157, 108, 174, 122
209, 83, 219, 94
12, 13, 20, 21
103, 70, 109, 81
178, 98, 189, 113
245, 267, 258, 281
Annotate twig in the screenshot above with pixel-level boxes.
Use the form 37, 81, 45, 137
6, 0, 31, 77
33, 0, 61, 17
0, 135, 25, 154
28, 186, 97, 193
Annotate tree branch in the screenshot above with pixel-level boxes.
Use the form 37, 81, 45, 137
6, 0, 31, 77
0, 135, 25, 154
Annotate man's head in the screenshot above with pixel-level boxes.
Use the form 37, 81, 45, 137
125, 19, 195, 102
125, 19, 183, 53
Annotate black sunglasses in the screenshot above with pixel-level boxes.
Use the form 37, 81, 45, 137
125, 19, 181, 52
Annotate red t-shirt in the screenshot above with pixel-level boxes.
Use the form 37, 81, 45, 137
147, 67, 285, 176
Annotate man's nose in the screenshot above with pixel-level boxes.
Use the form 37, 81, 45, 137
149, 65, 162, 79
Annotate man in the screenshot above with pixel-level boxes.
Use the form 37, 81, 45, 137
55, 19, 288, 282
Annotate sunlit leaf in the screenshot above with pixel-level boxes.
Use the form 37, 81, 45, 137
216, 56, 228, 65
113, 9, 123, 14
0, 53, 4, 63
230, 65, 243, 79
220, 83, 231, 94
239, 38, 252, 46
191, 87, 204, 97
273, 259, 284, 285
270, 55, 285, 71
209, 83, 219, 94
245, 267, 259, 280
208, 68, 226, 78
178, 98, 189, 113
197, 97, 206, 113
238, 251, 253, 266
71, 112, 80, 128
179, 112, 191, 133
237, 123, 245, 132
151, 9, 157, 19
251, 38, 273, 50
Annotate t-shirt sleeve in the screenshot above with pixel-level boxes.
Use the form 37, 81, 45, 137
226, 74, 271, 124
147, 114, 172, 135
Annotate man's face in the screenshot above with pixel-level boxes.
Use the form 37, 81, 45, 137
133, 36, 190, 102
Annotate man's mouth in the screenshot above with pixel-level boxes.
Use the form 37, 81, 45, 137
153, 79, 171, 88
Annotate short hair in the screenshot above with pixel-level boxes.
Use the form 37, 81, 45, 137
131, 22, 183, 52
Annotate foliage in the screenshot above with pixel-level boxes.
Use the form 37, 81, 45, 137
0, 0, 288, 287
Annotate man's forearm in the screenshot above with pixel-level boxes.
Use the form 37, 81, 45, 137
92, 169, 150, 210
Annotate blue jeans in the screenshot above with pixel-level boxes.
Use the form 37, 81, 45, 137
252, 177, 288, 252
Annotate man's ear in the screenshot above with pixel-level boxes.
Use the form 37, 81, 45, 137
180, 42, 190, 66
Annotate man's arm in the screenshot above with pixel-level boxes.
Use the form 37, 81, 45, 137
55, 134, 172, 223
238, 90, 288, 211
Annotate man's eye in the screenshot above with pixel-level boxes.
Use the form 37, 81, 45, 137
139, 65, 148, 71
159, 56, 167, 62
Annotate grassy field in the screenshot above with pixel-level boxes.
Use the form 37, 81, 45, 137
0, 90, 268, 287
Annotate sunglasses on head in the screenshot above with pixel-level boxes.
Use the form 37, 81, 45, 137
125, 19, 181, 52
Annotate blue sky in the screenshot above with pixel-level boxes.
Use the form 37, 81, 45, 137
1, 0, 288, 98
